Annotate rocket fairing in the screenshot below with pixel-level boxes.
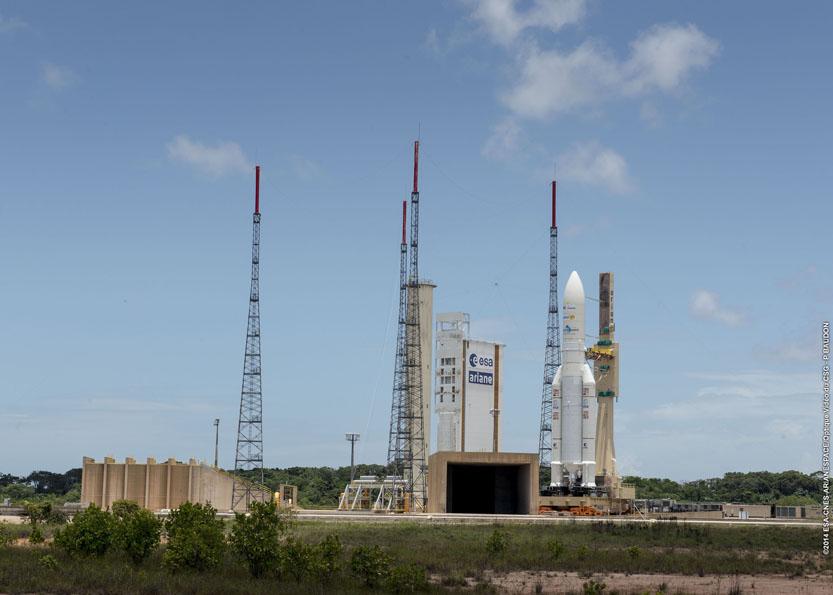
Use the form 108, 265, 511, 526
551, 270, 597, 489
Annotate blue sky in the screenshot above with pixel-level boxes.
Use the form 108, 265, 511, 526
1, 1, 830, 480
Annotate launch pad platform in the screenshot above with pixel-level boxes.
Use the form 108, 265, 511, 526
538, 493, 633, 515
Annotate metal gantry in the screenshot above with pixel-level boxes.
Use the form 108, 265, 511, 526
233, 165, 266, 511
404, 140, 427, 510
386, 200, 410, 503
538, 180, 561, 484
386, 141, 428, 511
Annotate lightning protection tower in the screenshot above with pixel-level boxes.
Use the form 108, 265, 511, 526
233, 165, 265, 510
405, 141, 428, 510
386, 141, 428, 511
386, 200, 410, 495
537, 179, 561, 485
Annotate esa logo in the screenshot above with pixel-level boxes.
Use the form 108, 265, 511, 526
468, 353, 494, 368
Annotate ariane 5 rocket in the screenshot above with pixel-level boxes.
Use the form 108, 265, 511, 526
551, 270, 597, 489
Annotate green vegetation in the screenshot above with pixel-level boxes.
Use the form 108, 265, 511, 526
0, 469, 81, 505
229, 500, 289, 577
624, 470, 822, 504
113, 500, 163, 563
54, 504, 115, 557
0, 515, 829, 593
163, 502, 226, 571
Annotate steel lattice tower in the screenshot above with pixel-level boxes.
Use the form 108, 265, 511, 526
233, 165, 265, 510
386, 200, 410, 488
404, 140, 427, 509
538, 180, 561, 484
386, 142, 428, 510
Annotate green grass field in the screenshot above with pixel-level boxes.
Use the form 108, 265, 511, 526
0, 519, 828, 594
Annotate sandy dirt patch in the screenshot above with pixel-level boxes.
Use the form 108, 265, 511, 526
483, 570, 832, 594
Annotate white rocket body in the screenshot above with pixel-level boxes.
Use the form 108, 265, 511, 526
551, 271, 597, 488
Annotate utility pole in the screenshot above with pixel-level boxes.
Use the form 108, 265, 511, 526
345, 433, 360, 481
213, 418, 220, 468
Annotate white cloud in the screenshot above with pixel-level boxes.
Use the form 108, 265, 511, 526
289, 154, 323, 180
503, 23, 718, 119
625, 24, 720, 94
167, 135, 251, 177
620, 370, 820, 478
0, 13, 26, 33
482, 117, 523, 161
690, 289, 744, 327
467, 0, 587, 45
558, 141, 633, 194
41, 63, 78, 89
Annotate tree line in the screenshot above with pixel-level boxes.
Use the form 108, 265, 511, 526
1, 467, 821, 507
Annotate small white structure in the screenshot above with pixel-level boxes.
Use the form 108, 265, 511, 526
434, 312, 503, 453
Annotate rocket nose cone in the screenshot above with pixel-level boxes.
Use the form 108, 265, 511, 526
564, 271, 584, 303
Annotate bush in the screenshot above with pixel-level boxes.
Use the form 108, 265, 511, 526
583, 579, 607, 594
163, 502, 225, 572
114, 507, 162, 563
111, 499, 140, 520
547, 538, 565, 560
283, 537, 315, 581
314, 534, 343, 583
386, 563, 429, 592
351, 545, 391, 588
627, 545, 641, 559
54, 504, 114, 557
486, 528, 509, 555
38, 554, 59, 570
230, 500, 288, 578
0, 522, 10, 547
29, 525, 44, 544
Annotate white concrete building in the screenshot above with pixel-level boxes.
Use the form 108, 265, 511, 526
435, 313, 503, 453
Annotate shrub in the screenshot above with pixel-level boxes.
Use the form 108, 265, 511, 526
314, 534, 343, 583
54, 504, 114, 557
111, 499, 140, 520
114, 507, 162, 563
627, 545, 641, 559
582, 578, 607, 594
283, 537, 316, 581
386, 563, 429, 593
0, 522, 10, 547
39, 554, 59, 570
351, 545, 391, 588
230, 500, 287, 578
547, 538, 565, 560
163, 502, 226, 572
486, 529, 509, 555
29, 525, 44, 544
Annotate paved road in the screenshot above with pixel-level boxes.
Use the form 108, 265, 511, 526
295, 510, 822, 527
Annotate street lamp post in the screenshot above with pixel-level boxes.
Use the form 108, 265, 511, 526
213, 418, 220, 468
345, 433, 360, 481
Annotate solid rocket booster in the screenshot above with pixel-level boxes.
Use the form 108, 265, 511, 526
551, 270, 597, 488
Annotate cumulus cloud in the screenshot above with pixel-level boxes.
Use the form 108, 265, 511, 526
166, 135, 251, 177
503, 23, 719, 119
467, 0, 587, 45
558, 141, 633, 194
690, 289, 744, 327
41, 63, 78, 89
482, 118, 523, 161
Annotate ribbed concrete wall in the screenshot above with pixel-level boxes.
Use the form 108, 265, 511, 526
80, 457, 268, 512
